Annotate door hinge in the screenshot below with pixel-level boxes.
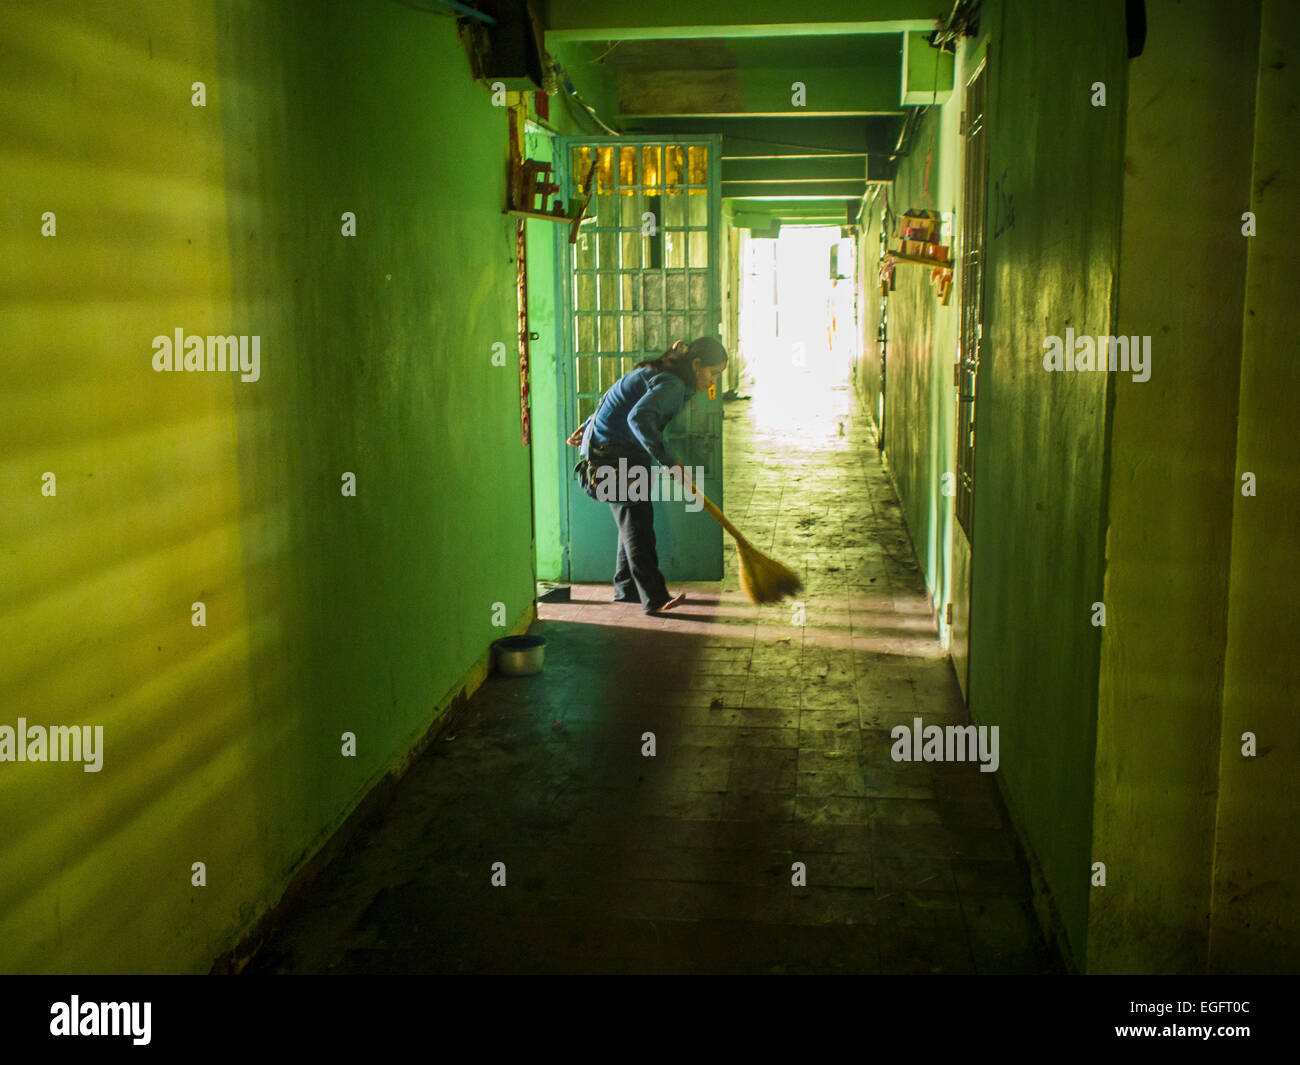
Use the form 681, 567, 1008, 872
959, 111, 967, 136
953, 363, 961, 387
945, 602, 954, 625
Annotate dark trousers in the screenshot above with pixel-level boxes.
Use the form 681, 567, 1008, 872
610, 500, 670, 612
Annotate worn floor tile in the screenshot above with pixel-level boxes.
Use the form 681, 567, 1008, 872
245, 368, 1049, 975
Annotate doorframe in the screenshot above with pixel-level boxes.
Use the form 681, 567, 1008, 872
551, 207, 573, 579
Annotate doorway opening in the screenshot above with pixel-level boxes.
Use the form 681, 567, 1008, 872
737, 224, 858, 425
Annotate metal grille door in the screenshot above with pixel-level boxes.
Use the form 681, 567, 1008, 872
559, 136, 724, 582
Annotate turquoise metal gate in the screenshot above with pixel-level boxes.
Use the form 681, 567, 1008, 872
558, 136, 724, 583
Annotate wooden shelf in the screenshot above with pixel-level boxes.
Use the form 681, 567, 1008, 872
885, 250, 952, 268
880, 249, 954, 304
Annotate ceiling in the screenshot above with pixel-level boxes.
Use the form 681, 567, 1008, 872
539, 0, 951, 227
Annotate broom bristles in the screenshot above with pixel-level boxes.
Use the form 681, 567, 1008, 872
688, 479, 802, 605
734, 534, 803, 605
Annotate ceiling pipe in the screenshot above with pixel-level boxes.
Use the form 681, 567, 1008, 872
391, 0, 497, 25
432, 0, 496, 24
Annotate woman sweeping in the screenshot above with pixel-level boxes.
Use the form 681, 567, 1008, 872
568, 337, 729, 615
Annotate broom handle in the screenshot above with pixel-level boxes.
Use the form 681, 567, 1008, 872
686, 478, 744, 542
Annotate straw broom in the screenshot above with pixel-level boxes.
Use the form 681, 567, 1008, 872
687, 478, 803, 605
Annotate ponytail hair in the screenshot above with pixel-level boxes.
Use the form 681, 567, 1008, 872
636, 336, 729, 391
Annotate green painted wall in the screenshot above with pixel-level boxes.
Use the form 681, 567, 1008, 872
1091, 0, 1259, 973
1210, 0, 1300, 973
963, 0, 1127, 971
1, 0, 534, 973
865, 89, 961, 636
874, 152, 941, 592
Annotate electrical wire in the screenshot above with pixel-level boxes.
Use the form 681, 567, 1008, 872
551, 58, 620, 136
590, 40, 621, 65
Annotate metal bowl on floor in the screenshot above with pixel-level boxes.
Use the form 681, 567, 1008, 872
493, 635, 547, 676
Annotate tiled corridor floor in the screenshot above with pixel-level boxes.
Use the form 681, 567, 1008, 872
245, 361, 1056, 975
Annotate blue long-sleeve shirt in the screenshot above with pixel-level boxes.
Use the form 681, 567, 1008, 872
580, 366, 688, 467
